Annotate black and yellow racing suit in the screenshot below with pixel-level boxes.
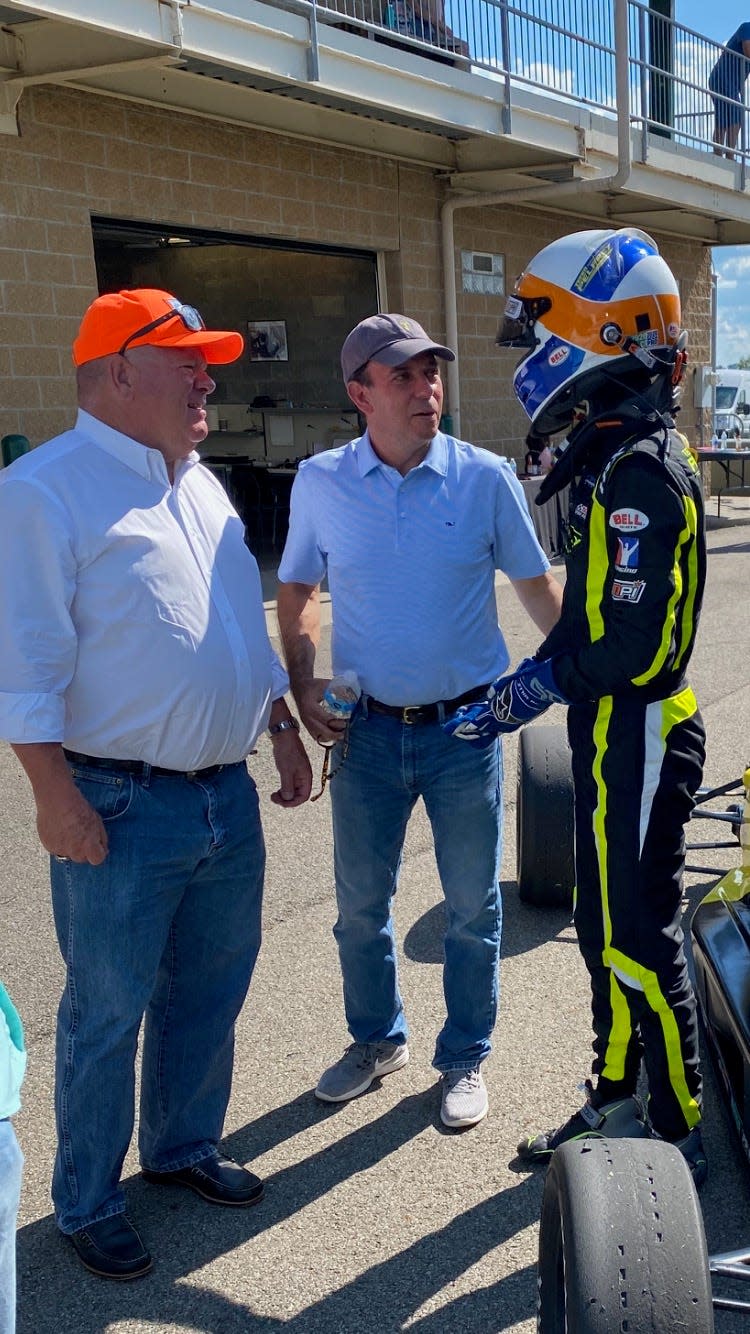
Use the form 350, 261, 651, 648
537, 417, 706, 1140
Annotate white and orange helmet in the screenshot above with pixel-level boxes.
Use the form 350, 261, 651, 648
498, 228, 684, 434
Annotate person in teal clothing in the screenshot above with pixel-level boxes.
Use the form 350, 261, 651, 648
0, 982, 26, 1334
708, 23, 750, 157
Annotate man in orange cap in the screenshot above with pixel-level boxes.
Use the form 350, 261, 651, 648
0, 289, 312, 1279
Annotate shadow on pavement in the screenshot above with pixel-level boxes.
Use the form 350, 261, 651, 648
17, 1088, 542, 1332
705, 540, 750, 555
403, 881, 576, 968
403, 900, 445, 964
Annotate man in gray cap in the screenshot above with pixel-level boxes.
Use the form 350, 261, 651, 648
277, 313, 561, 1128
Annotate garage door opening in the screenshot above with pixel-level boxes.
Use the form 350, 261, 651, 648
91, 217, 378, 586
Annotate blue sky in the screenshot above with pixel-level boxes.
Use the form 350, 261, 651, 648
675, 1, 739, 41
676, 1, 750, 363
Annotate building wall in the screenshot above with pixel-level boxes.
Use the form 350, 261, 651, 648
0, 87, 396, 446
0, 85, 710, 457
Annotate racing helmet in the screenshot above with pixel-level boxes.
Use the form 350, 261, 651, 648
497, 228, 684, 435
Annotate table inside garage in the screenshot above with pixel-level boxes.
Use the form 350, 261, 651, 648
519, 475, 568, 558
203, 459, 297, 554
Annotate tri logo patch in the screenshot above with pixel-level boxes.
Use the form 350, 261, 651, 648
612, 578, 646, 603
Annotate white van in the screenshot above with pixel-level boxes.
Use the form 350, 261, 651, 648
713, 369, 750, 439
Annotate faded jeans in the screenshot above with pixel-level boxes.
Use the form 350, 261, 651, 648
0, 1120, 22, 1334
50, 759, 264, 1234
330, 703, 503, 1071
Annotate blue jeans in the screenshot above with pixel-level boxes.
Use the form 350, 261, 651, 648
0, 1120, 22, 1334
50, 760, 264, 1234
330, 703, 503, 1071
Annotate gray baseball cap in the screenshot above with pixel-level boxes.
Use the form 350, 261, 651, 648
341, 313, 455, 383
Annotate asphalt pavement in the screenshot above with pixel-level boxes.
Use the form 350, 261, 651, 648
3, 497, 750, 1333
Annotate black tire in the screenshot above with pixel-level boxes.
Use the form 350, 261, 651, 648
537, 1138, 714, 1333
516, 724, 575, 907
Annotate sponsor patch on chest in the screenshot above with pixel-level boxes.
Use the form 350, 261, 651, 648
609, 507, 649, 532
612, 578, 646, 603
615, 536, 639, 571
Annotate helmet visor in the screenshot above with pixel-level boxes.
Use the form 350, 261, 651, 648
496, 293, 551, 349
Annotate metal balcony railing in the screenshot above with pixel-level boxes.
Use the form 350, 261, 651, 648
297, 0, 750, 166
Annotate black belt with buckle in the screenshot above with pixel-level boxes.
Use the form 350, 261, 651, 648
63, 749, 227, 781
365, 684, 490, 726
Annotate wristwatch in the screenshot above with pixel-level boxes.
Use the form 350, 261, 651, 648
268, 718, 301, 737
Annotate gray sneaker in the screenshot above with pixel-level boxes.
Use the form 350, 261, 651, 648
440, 1067, 488, 1128
315, 1041, 409, 1103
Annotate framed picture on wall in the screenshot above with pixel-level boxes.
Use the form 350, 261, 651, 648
247, 320, 288, 362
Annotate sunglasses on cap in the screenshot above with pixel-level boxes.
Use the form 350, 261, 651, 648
118, 298, 206, 356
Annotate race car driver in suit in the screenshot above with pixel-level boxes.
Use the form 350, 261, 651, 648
445, 227, 708, 1185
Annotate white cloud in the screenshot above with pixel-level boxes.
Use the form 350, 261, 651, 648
513, 59, 575, 96
717, 254, 750, 280
710, 244, 750, 362
674, 34, 714, 85
716, 309, 750, 365
712, 245, 750, 361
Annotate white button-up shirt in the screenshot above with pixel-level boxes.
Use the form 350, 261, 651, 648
0, 410, 288, 769
278, 431, 549, 705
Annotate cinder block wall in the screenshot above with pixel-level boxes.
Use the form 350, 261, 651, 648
0, 87, 403, 447
0, 86, 710, 458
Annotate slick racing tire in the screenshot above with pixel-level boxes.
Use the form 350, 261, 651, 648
516, 724, 575, 907
537, 1138, 714, 1333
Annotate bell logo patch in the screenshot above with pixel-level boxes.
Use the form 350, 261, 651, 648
609, 508, 649, 532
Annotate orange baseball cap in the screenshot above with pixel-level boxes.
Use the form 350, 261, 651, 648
72, 288, 244, 366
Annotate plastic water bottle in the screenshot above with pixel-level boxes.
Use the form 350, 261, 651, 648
322, 671, 361, 718
720, 430, 728, 445
509, 457, 517, 475
711, 431, 720, 449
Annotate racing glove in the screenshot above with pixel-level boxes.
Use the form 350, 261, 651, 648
443, 657, 569, 746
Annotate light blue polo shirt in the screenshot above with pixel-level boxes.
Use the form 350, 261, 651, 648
278, 431, 549, 705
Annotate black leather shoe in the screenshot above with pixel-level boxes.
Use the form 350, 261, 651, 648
141, 1152, 264, 1207
68, 1214, 152, 1280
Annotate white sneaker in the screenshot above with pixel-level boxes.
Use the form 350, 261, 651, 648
315, 1041, 409, 1103
440, 1067, 488, 1128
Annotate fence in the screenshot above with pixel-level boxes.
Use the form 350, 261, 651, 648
301, 0, 750, 165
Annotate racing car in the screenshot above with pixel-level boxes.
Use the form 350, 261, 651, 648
515, 726, 750, 1330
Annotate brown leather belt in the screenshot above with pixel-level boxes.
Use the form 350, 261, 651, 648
63, 749, 228, 781
365, 684, 490, 726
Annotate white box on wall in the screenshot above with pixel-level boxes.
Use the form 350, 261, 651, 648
266, 414, 295, 450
